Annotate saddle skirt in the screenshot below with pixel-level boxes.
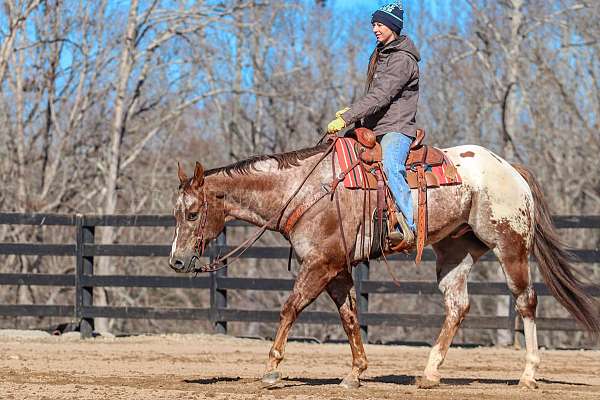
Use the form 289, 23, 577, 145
335, 136, 462, 191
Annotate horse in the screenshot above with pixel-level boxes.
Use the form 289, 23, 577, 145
169, 140, 600, 390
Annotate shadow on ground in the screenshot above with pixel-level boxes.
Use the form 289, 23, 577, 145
184, 377, 242, 385
368, 375, 591, 387
183, 374, 591, 389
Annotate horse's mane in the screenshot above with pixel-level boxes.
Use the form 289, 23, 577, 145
205, 142, 330, 177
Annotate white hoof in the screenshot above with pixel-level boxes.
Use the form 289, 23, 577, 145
339, 376, 360, 389
261, 370, 282, 387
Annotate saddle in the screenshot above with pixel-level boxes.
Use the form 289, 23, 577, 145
340, 128, 461, 264
351, 128, 458, 188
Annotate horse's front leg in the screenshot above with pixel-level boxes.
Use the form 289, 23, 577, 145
326, 269, 368, 389
261, 259, 338, 387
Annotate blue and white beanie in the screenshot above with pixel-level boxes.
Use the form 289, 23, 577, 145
371, 2, 404, 34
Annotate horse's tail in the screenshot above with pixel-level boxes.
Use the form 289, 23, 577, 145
512, 163, 600, 335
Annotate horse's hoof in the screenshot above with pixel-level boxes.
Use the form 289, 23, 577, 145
416, 376, 440, 389
339, 376, 360, 389
519, 379, 538, 389
261, 370, 282, 387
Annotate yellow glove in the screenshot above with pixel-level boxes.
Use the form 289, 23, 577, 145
327, 116, 346, 134
335, 107, 350, 118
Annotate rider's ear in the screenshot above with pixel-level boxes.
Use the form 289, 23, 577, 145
191, 161, 205, 189
177, 162, 188, 185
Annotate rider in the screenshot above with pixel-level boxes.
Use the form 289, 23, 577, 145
327, 1, 420, 247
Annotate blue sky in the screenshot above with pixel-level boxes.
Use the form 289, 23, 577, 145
333, 0, 453, 20
327, 0, 459, 66
329, 0, 458, 47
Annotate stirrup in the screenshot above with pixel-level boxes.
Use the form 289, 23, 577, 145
388, 212, 415, 250
388, 230, 404, 242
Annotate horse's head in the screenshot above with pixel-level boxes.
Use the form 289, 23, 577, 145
169, 162, 226, 273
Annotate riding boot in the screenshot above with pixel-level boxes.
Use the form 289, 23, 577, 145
388, 211, 415, 252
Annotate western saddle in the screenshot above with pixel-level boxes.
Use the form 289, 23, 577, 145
347, 127, 457, 263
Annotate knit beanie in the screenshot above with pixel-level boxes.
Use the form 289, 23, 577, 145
371, 2, 404, 34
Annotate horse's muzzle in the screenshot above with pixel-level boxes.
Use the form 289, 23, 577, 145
169, 255, 195, 273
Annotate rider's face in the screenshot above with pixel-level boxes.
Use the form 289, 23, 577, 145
372, 22, 396, 45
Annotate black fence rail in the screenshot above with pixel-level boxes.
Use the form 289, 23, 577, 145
0, 213, 598, 341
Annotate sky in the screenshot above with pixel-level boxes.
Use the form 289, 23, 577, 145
328, 0, 458, 47
332, 0, 453, 20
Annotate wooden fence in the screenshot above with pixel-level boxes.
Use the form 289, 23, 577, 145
0, 213, 598, 342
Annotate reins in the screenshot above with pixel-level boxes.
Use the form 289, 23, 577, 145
189, 132, 414, 287
192, 136, 337, 274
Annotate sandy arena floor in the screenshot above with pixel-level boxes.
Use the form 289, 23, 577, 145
0, 332, 598, 399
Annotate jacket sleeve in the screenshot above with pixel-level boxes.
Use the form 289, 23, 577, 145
342, 53, 416, 125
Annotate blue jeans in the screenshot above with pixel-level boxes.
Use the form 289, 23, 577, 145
380, 132, 415, 232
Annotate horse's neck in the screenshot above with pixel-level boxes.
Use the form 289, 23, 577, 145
207, 161, 311, 229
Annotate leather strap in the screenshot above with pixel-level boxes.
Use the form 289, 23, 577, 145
375, 167, 386, 236
330, 157, 362, 193
282, 190, 329, 238
415, 162, 427, 265
332, 143, 353, 273
358, 174, 368, 260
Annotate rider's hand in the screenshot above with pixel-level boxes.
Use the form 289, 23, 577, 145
326, 132, 338, 142
327, 116, 346, 135
335, 107, 351, 119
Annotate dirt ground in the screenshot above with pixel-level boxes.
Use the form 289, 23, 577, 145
0, 332, 598, 400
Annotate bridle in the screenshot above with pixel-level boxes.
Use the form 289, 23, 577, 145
187, 136, 338, 274
193, 186, 209, 259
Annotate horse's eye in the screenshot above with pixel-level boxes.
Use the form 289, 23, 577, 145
187, 212, 199, 221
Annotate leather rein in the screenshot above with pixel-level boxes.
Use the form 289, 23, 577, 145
191, 137, 338, 274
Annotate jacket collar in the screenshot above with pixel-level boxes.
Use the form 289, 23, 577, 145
377, 35, 421, 61
377, 37, 403, 53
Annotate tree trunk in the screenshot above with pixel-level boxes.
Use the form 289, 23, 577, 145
95, 0, 139, 333
501, 0, 525, 162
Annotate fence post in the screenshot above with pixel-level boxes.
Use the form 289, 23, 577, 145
210, 228, 227, 334
75, 214, 95, 338
354, 261, 369, 343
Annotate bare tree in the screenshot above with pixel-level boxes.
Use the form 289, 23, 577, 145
0, 1, 596, 346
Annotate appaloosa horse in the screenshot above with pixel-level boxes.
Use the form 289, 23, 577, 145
169, 141, 600, 389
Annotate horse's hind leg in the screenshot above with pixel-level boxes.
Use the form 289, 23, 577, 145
493, 242, 540, 388
326, 270, 368, 389
418, 233, 489, 388
261, 257, 339, 387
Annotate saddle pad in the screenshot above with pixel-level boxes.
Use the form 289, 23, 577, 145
407, 157, 462, 189
336, 138, 462, 190
335, 138, 368, 189
434, 160, 462, 185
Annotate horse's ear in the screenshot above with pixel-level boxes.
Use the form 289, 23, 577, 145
177, 162, 188, 185
191, 161, 205, 189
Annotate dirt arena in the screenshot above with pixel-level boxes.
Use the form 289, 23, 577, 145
0, 332, 598, 400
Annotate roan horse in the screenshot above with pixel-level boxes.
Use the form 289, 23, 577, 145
169, 140, 600, 389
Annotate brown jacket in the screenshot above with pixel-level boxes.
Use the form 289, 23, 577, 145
342, 36, 420, 137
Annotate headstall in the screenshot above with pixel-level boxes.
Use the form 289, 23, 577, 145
193, 187, 209, 258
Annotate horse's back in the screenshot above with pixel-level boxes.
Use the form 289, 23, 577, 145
443, 144, 534, 239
